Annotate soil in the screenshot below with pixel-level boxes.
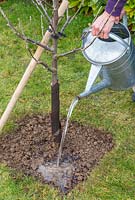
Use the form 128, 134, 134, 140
0, 114, 114, 193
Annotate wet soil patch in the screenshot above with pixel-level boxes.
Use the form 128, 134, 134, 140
0, 114, 114, 193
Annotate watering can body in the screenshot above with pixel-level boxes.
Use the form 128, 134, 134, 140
101, 40, 135, 90
79, 18, 135, 98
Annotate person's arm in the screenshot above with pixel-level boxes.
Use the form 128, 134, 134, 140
106, 0, 126, 16
92, 0, 126, 39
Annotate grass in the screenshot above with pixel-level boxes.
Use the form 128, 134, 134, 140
0, 0, 135, 199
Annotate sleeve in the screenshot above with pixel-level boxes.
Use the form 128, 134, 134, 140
105, 0, 127, 16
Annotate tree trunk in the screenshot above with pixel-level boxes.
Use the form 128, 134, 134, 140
51, 0, 61, 143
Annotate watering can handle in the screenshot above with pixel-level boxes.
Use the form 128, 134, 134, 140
122, 14, 128, 27
108, 14, 129, 49
109, 32, 129, 49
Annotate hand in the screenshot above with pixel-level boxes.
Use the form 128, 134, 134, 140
91, 9, 125, 39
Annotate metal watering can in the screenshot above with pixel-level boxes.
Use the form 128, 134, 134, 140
78, 16, 135, 99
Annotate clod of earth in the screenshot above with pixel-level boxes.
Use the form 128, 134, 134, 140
0, 114, 114, 193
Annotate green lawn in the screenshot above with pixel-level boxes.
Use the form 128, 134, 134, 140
0, 1, 135, 199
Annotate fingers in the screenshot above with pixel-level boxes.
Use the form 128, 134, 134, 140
92, 17, 115, 39
92, 11, 118, 39
91, 16, 103, 37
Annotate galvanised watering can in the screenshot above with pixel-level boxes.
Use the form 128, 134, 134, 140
78, 16, 135, 99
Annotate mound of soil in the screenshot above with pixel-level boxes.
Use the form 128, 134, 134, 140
0, 114, 114, 193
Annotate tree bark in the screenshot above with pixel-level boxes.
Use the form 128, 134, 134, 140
51, 0, 61, 142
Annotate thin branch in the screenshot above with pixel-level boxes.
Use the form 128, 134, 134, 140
68, 0, 84, 25
0, 7, 53, 52
27, 38, 52, 51
57, 47, 81, 58
35, 0, 52, 24
60, 16, 71, 34
59, 0, 84, 35
41, 0, 53, 9
18, 17, 29, 49
32, 0, 55, 34
40, 15, 44, 36
28, 48, 53, 73
31, 0, 47, 21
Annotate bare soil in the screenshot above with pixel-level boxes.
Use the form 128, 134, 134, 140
0, 114, 114, 193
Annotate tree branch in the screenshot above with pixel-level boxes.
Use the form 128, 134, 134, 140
0, 7, 53, 52
28, 48, 53, 73
32, 0, 52, 25
31, 0, 57, 36
57, 47, 81, 58
36, 0, 52, 23
41, 0, 53, 9
67, 0, 84, 25
60, 0, 84, 35
60, 16, 71, 34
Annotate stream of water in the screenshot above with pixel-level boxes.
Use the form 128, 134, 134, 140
56, 97, 79, 167
56, 65, 102, 167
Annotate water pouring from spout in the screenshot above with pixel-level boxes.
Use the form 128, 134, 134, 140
57, 96, 79, 167
57, 64, 102, 166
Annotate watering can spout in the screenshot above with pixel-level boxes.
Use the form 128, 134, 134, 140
77, 66, 111, 99
78, 79, 111, 99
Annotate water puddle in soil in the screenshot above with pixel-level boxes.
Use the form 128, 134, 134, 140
37, 161, 74, 193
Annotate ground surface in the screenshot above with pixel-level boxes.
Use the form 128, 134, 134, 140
0, 114, 114, 193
